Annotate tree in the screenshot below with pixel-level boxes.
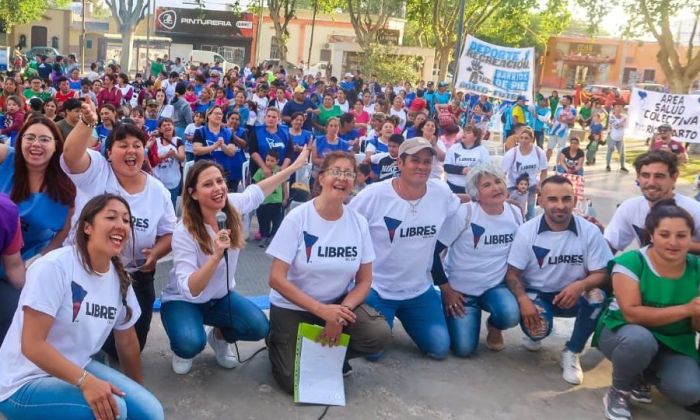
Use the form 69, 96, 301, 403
346, 0, 405, 51
104, 0, 148, 72
267, 0, 297, 66
0, 0, 69, 33
580, 0, 700, 93
405, 0, 569, 81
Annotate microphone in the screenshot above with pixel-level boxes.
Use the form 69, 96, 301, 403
215, 211, 228, 262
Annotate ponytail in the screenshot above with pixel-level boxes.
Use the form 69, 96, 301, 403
111, 256, 133, 322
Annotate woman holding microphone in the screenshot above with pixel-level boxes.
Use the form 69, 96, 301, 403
160, 147, 310, 375
0, 194, 164, 420
266, 151, 392, 394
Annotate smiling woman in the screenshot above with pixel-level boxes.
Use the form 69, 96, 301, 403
61, 98, 177, 361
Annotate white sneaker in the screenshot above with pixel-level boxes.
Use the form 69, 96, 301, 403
561, 349, 584, 385
172, 354, 193, 375
522, 336, 542, 352
207, 328, 239, 369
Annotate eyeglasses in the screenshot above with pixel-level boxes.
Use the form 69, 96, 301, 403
325, 169, 356, 180
22, 133, 54, 144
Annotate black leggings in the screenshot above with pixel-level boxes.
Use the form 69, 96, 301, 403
447, 182, 466, 194
0, 279, 20, 346
102, 270, 155, 359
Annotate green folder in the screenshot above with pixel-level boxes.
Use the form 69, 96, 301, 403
293, 322, 350, 404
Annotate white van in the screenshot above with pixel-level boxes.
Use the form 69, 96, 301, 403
188, 50, 239, 73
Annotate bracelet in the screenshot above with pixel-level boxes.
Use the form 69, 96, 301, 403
76, 370, 89, 388
79, 114, 97, 129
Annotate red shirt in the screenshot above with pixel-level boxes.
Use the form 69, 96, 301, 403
54, 90, 76, 107
651, 138, 686, 155
97, 87, 123, 109
409, 97, 427, 113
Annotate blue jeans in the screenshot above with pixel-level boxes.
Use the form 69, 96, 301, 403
0, 360, 163, 420
446, 283, 520, 357
168, 184, 181, 211
520, 288, 606, 353
160, 291, 270, 359
366, 287, 450, 360
556, 166, 583, 176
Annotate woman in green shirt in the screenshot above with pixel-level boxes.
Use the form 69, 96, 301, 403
596, 199, 700, 420
312, 93, 342, 135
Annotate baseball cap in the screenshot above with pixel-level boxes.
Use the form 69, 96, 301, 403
427, 81, 435, 87
146, 99, 158, 106
399, 137, 435, 156
294, 85, 306, 94
516, 95, 528, 102
438, 81, 448, 88
344, 72, 353, 78
657, 123, 673, 132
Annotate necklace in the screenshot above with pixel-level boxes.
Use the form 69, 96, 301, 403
395, 180, 425, 215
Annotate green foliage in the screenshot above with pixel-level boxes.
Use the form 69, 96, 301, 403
0, 0, 69, 29
357, 44, 422, 83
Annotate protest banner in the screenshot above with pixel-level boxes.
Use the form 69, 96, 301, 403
627, 87, 700, 143
455, 35, 534, 102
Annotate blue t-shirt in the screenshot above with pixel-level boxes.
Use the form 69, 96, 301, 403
228, 127, 248, 181
0, 147, 70, 273
144, 118, 159, 133
290, 129, 313, 147
193, 125, 235, 178
367, 137, 389, 176
339, 129, 360, 142
315, 136, 351, 159
193, 101, 214, 114
590, 122, 603, 135
95, 124, 112, 155
282, 99, 316, 131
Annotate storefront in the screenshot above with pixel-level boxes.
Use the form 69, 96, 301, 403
154, 7, 254, 66
549, 41, 617, 89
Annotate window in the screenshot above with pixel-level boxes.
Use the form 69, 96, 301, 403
622, 67, 637, 86
270, 36, 281, 60
642, 69, 656, 83
51, 36, 59, 49
319, 49, 331, 62
86, 39, 93, 49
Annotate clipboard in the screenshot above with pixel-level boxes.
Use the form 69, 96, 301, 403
293, 322, 350, 406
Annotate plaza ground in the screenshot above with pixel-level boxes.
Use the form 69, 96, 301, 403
140, 139, 698, 419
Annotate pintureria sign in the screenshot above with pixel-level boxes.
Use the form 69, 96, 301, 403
155, 7, 254, 38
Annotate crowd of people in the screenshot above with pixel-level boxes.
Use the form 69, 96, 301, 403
0, 57, 699, 420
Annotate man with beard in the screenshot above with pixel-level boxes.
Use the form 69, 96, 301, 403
506, 175, 612, 385
604, 151, 700, 253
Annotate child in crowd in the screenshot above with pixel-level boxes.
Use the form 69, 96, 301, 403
370, 134, 404, 181
586, 131, 601, 165
184, 111, 205, 162
184, 84, 197, 106
253, 150, 288, 247
0, 96, 25, 146
246, 100, 258, 131
346, 162, 371, 203
509, 173, 530, 216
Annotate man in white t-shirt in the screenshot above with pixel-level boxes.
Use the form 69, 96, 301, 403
350, 138, 461, 359
506, 175, 613, 385
605, 104, 629, 173
603, 150, 700, 254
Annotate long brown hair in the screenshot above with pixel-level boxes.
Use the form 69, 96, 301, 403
182, 160, 245, 254
12, 116, 76, 206
312, 151, 357, 197
74, 193, 134, 322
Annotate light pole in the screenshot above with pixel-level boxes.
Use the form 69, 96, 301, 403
81, 0, 86, 73
255, 0, 263, 64
307, 0, 318, 67
146, 0, 151, 75
452, 0, 466, 78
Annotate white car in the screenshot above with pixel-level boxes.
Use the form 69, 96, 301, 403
304, 61, 329, 76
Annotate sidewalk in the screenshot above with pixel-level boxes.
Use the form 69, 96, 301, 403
139, 144, 696, 419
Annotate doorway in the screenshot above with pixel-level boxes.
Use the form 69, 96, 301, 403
31, 26, 48, 47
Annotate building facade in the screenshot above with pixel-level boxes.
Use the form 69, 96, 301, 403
542, 35, 698, 90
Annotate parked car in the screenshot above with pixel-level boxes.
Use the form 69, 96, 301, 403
634, 82, 665, 92
583, 84, 629, 105
188, 50, 241, 74
261, 58, 299, 74
25, 47, 61, 62
304, 61, 329, 76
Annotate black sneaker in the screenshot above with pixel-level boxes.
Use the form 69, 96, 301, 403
603, 387, 632, 420
342, 360, 353, 377
620, 167, 629, 173
630, 381, 652, 404
606, 166, 611, 172
258, 237, 270, 248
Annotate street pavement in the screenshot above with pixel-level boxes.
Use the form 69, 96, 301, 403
138, 140, 698, 419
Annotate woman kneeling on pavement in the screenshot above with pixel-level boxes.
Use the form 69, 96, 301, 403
596, 200, 700, 420
266, 151, 392, 394
160, 148, 310, 375
432, 161, 523, 357
0, 194, 164, 420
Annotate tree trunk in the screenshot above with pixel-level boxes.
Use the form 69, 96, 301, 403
437, 46, 451, 82
120, 28, 134, 72
668, 75, 692, 94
